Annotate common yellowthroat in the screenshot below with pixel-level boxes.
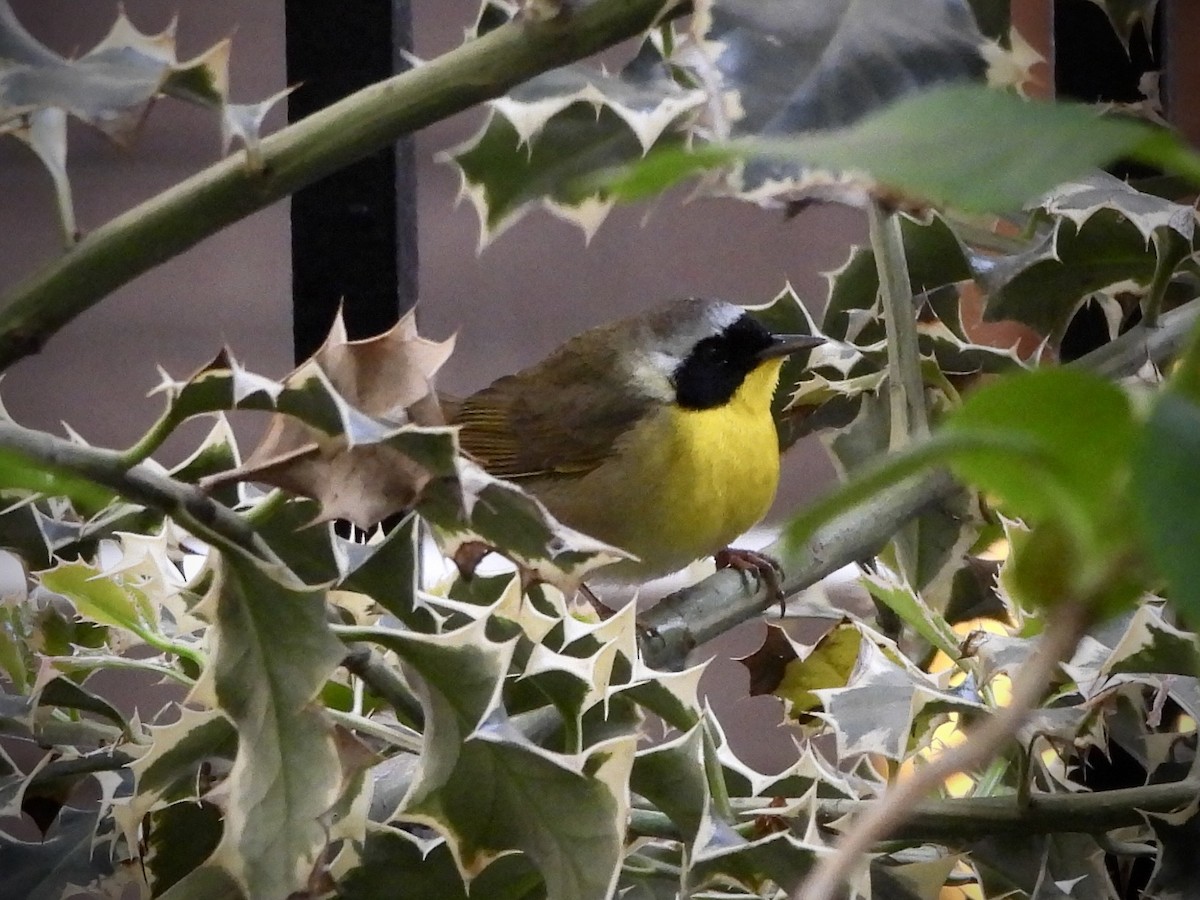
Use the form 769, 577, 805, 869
452, 297, 822, 585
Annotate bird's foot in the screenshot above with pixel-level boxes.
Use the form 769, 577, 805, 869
715, 547, 787, 616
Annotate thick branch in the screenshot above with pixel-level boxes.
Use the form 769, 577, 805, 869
821, 777, 1200, 843
0, 0, 678, 370
638, 470, 957, 669
631, 777, 1200, 843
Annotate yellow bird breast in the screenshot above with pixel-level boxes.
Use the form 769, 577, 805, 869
534, 359, 785, 580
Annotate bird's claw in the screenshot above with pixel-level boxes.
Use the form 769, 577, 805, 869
715, 547, 787, 616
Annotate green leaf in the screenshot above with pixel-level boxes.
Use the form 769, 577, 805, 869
0, 806, 115, 900
408, 726, 635, 900
130, 707, 238, 816
690, 829, 822, 895
40, 560, 153, 636
630, 725, 709, 843
337, 825, 543, 900
352, 620, 634, 900
190, 551, 345, 900
338, 513, 431, 629
601, 85, 1200, 214
0, 4, 233, 238
145, 801, 224, 897
421, 463, 627, 588
871, 852, 963, 900
971, 833, 1114, 900
0, 446, 115, 510
1144, 799, 1200, 900
1100, 603, 1200, 677
861, 571, 961, 660
980, 172, 1196, 336
35, 676, 128, 732
945, 368, 1136, 537
811, 637, 981, 760
1133, 391, 1200, 628
823, 212, 974, 344
449, 39, 700, 243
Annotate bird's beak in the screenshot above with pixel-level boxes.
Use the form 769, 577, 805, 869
757, 334, 824, 362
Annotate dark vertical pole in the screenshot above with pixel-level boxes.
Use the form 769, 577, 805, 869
285, 0, 418, 364
1053, 0, 1162, 108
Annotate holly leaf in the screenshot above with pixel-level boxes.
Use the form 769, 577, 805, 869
860, 570, 961, 661
127, 707, 238, 821
809, 634, 983, 760
629, 724, 709, 843
449, 39, 702, 244
0, 805, 115, 900
772, 622, 861, 719
1143, 799, 1200, 900
1099, 602, 1200, 677
178, 551, 345, 900
421, 460, 629, 590
355, 619, 635, 900
191, 312, 458, 528
337, 825, 543, 900
701, 0, 988, 193
1084, 0, 1160, 47
601, 85, 1200, 216
0, 3, 232, 239
971, 833, 1114, 900
689, 827, 824, 895
980, 172, 1197, 336
1133, 391, 1200, 629
871, 850, 962, 900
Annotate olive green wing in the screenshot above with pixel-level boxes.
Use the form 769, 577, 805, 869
451, 344, 651, 480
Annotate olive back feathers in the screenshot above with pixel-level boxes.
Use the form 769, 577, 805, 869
452, 297, 782, 480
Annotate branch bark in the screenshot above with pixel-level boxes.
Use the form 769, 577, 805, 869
630, 775, 1200, 843
0, 421, 269, 559
0, 0, 679, 370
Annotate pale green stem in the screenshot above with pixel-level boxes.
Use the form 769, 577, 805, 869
869, 203, 927, 584
870, 203, 928, 444
1141, 229, 1186, 329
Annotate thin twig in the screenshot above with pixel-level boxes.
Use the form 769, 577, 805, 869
869, 202, 927, 584
794, 599, 1093, 900
23, 749, 137, 789
0, 420, 270, 560
340, 644, 425, 729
